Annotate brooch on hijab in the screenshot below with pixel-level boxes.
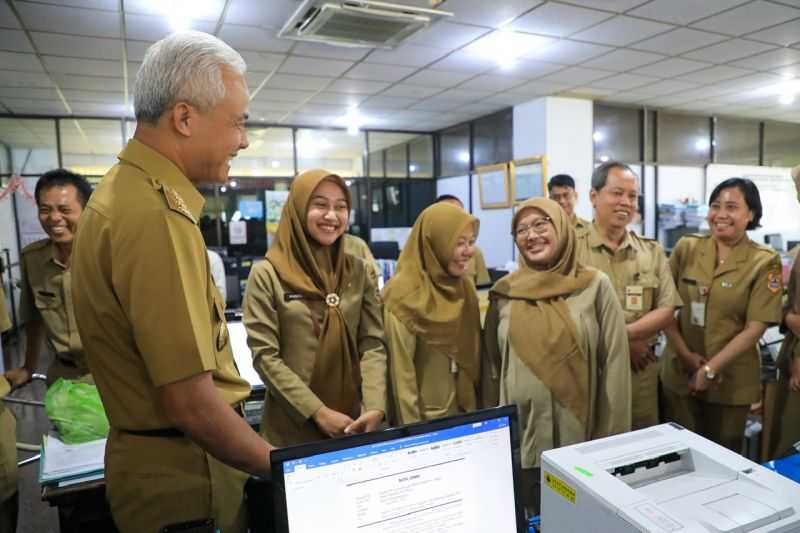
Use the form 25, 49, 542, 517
325, 293, 341, 307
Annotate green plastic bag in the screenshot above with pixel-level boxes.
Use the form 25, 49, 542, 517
45, 378, 109, 444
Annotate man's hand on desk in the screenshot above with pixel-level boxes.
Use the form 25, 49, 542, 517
345, 409, 384, 435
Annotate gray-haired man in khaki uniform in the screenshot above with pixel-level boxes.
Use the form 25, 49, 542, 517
576, 161, 682, 430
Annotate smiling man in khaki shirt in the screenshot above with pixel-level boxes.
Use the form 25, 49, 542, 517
6, 169, 92, 389
576, 161, 682, 430
70, 32, 273, 533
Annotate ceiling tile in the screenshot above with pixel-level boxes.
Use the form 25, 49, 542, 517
507, 3, 613, 37
264, 74, 333, 91
69, 101, 128, 115
344, 63, 418, 82
404, 68, 476, 88
482, 91, 552, 105
691, 1, 800, 36
508, 79, 573, 97
326, 79, 392, 94
731, 48, 800, 69
50, 73, 124, 91
683, 39, 776, 63
641, 93, 698, 106
566, 87, 617, 97
603, 92, 651, 103
621, 79, 700, 96
239, 51, 285, 73
410, 99, 465, 112
589, 72, 659, 90
0, 2, 21, 29
444, 0, 540, 27
406, 21, 490, 50
125, 0, 223, 20
665, 84, 740, 100
0, 30, 34, 53
581, 49, 665, 71
381, 84, 443, 98
32, 33, 123, 61
1, 98, 67, 114
365, 43, 449, 67
678, 64, 753, 83
296, 103, 349, 116
125, 40, 155, 62
0, 51, 44, 73
745, 19, 800, 46
430, 50, 498, 74
555, 0, 650, 11
631, 27, 728, 54
431, 88, 494, 103
525, 40, 614, 64
125, 14, 215, 42
291, 42, 370, 61
217, 24, 293, 53
499, 58, 563, 79
360, 95, 418, 109
16, 3, 120, 37
0, 70, 54, 88
224, 0, 297, 29
539, 66, 613, 84
307, 92, 367, 106
61, 89, 123, 103
32, 0, 118, 9
631, 57, 709, 77
629, 0, 750, 25
279, 56, 353, 78
42, 56, 122, 77
253, 89, 317, 103
572, 15, 674, 46
0, 87, 60, 99
457, 73, 528, 91
453, 101, 507, 115
711, 72, 783, 91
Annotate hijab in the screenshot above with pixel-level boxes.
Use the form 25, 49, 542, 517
490, 197, 595, 426
382, 202, 481, 411
266, 169, 360, 417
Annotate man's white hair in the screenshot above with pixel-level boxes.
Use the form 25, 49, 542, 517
134, 31, 247, 124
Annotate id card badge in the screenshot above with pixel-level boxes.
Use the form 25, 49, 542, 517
690, 301, 706, 327
625, 285, 644, 311
450, 359, 458, 374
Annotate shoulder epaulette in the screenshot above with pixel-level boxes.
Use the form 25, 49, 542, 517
157, 182, 197, 224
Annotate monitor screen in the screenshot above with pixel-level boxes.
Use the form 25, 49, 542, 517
272, 407, 523, 533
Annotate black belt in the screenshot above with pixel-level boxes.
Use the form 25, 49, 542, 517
120, 404, 245, 439
55, 356, 77, 368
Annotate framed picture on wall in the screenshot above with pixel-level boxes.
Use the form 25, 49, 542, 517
477, 163, 511, 209
511, 156, 547, 203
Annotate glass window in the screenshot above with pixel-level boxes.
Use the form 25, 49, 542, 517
384, 180, 407, 226
60, 119, 123, 178
594, 104, 641, 163
0, 118, 58, 175
296, 129, 365, 178
231, 127, 294, 177
657, 112, 711, 165
368, 132, 416, 178
386, 144, 407, 178
440, 123, 470, 177
715, 117, 759, 165
645, 109, 655, 163
474, 109, 512, 168
764, 121, 800, 167
368, 148, 384, 178
409, 134, 433, 178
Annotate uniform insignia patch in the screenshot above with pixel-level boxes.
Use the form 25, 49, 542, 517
768, 271, 782, 293
161, 184, 197, 224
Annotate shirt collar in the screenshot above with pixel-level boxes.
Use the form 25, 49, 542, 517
117, 138, 205, 221
587, 222, 633, 252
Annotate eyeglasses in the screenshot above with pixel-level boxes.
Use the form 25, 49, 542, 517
514, 217, 552, 238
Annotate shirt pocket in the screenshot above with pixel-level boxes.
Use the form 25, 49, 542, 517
34, 289, 62, 310
637, 275, 660, 313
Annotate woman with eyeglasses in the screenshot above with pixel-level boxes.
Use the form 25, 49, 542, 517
243, 169, 387, 446
483, 197, 630, 515
661, 178, 783, 452
383, 202, 482, 425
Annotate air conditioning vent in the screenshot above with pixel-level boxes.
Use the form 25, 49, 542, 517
279, 1, 453, 49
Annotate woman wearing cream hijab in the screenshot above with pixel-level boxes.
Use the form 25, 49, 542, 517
484, 197, 630, 515
383, 202, 481, 424
243, 169, 387, 446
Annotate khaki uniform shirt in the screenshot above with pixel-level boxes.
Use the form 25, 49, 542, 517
573, 215, 590, 236
466, 246, 491, 287
243, 258, 387, 448
0, 377, 16, 505
19, 239, 87, 377
385, 309, 461, 425
343, 234, 381, 279
661, 235, 783, 405
71, 139, 250, 532
0, 280, 10, 333
483, 272, 631, 468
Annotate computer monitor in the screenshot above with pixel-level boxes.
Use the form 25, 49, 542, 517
270, 406, 525, 533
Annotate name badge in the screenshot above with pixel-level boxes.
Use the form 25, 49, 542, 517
284, 293, 306, 302
690, 301, 706, 328
625, 285, 644, 311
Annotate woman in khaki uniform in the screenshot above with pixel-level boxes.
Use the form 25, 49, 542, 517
0, 280, 16, 533
383, 202, 481, 425
662, 178, 783, 452
244, 169, 387, 447
484, 198, 630, 515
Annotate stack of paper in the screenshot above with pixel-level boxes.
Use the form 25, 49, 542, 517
39, 433, 106, 485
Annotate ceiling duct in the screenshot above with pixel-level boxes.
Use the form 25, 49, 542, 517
278, 0, 453, 49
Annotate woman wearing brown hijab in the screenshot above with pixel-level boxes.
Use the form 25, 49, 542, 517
483, 197, 630, 514
383, 202, 482, 425
243, 170, 387, 447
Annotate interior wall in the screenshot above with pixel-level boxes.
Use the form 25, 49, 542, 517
435, 175, 470, 210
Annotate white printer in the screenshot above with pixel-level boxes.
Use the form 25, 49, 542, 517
541, 423, 800, 532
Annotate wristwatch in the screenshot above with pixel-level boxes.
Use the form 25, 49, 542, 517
703, 364, 717, 381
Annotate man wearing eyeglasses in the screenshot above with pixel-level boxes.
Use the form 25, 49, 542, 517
576, 161, 682, 430
548, 174, 589, 235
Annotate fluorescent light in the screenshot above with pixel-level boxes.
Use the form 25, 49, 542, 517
458, 151, 470, 163
593, 131, 605, 143
345, 180, 353, 187
168, 16, 190, 32
271, 160, 280, 168
229, 180, 238, 188
695, 138, 710, 151
466, 30, 551, 70
409, 164, 418, 172
599, 155, 609, 163
220, 186, 227, 193
337, 106, 366, 136
780, 93, 796, 105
